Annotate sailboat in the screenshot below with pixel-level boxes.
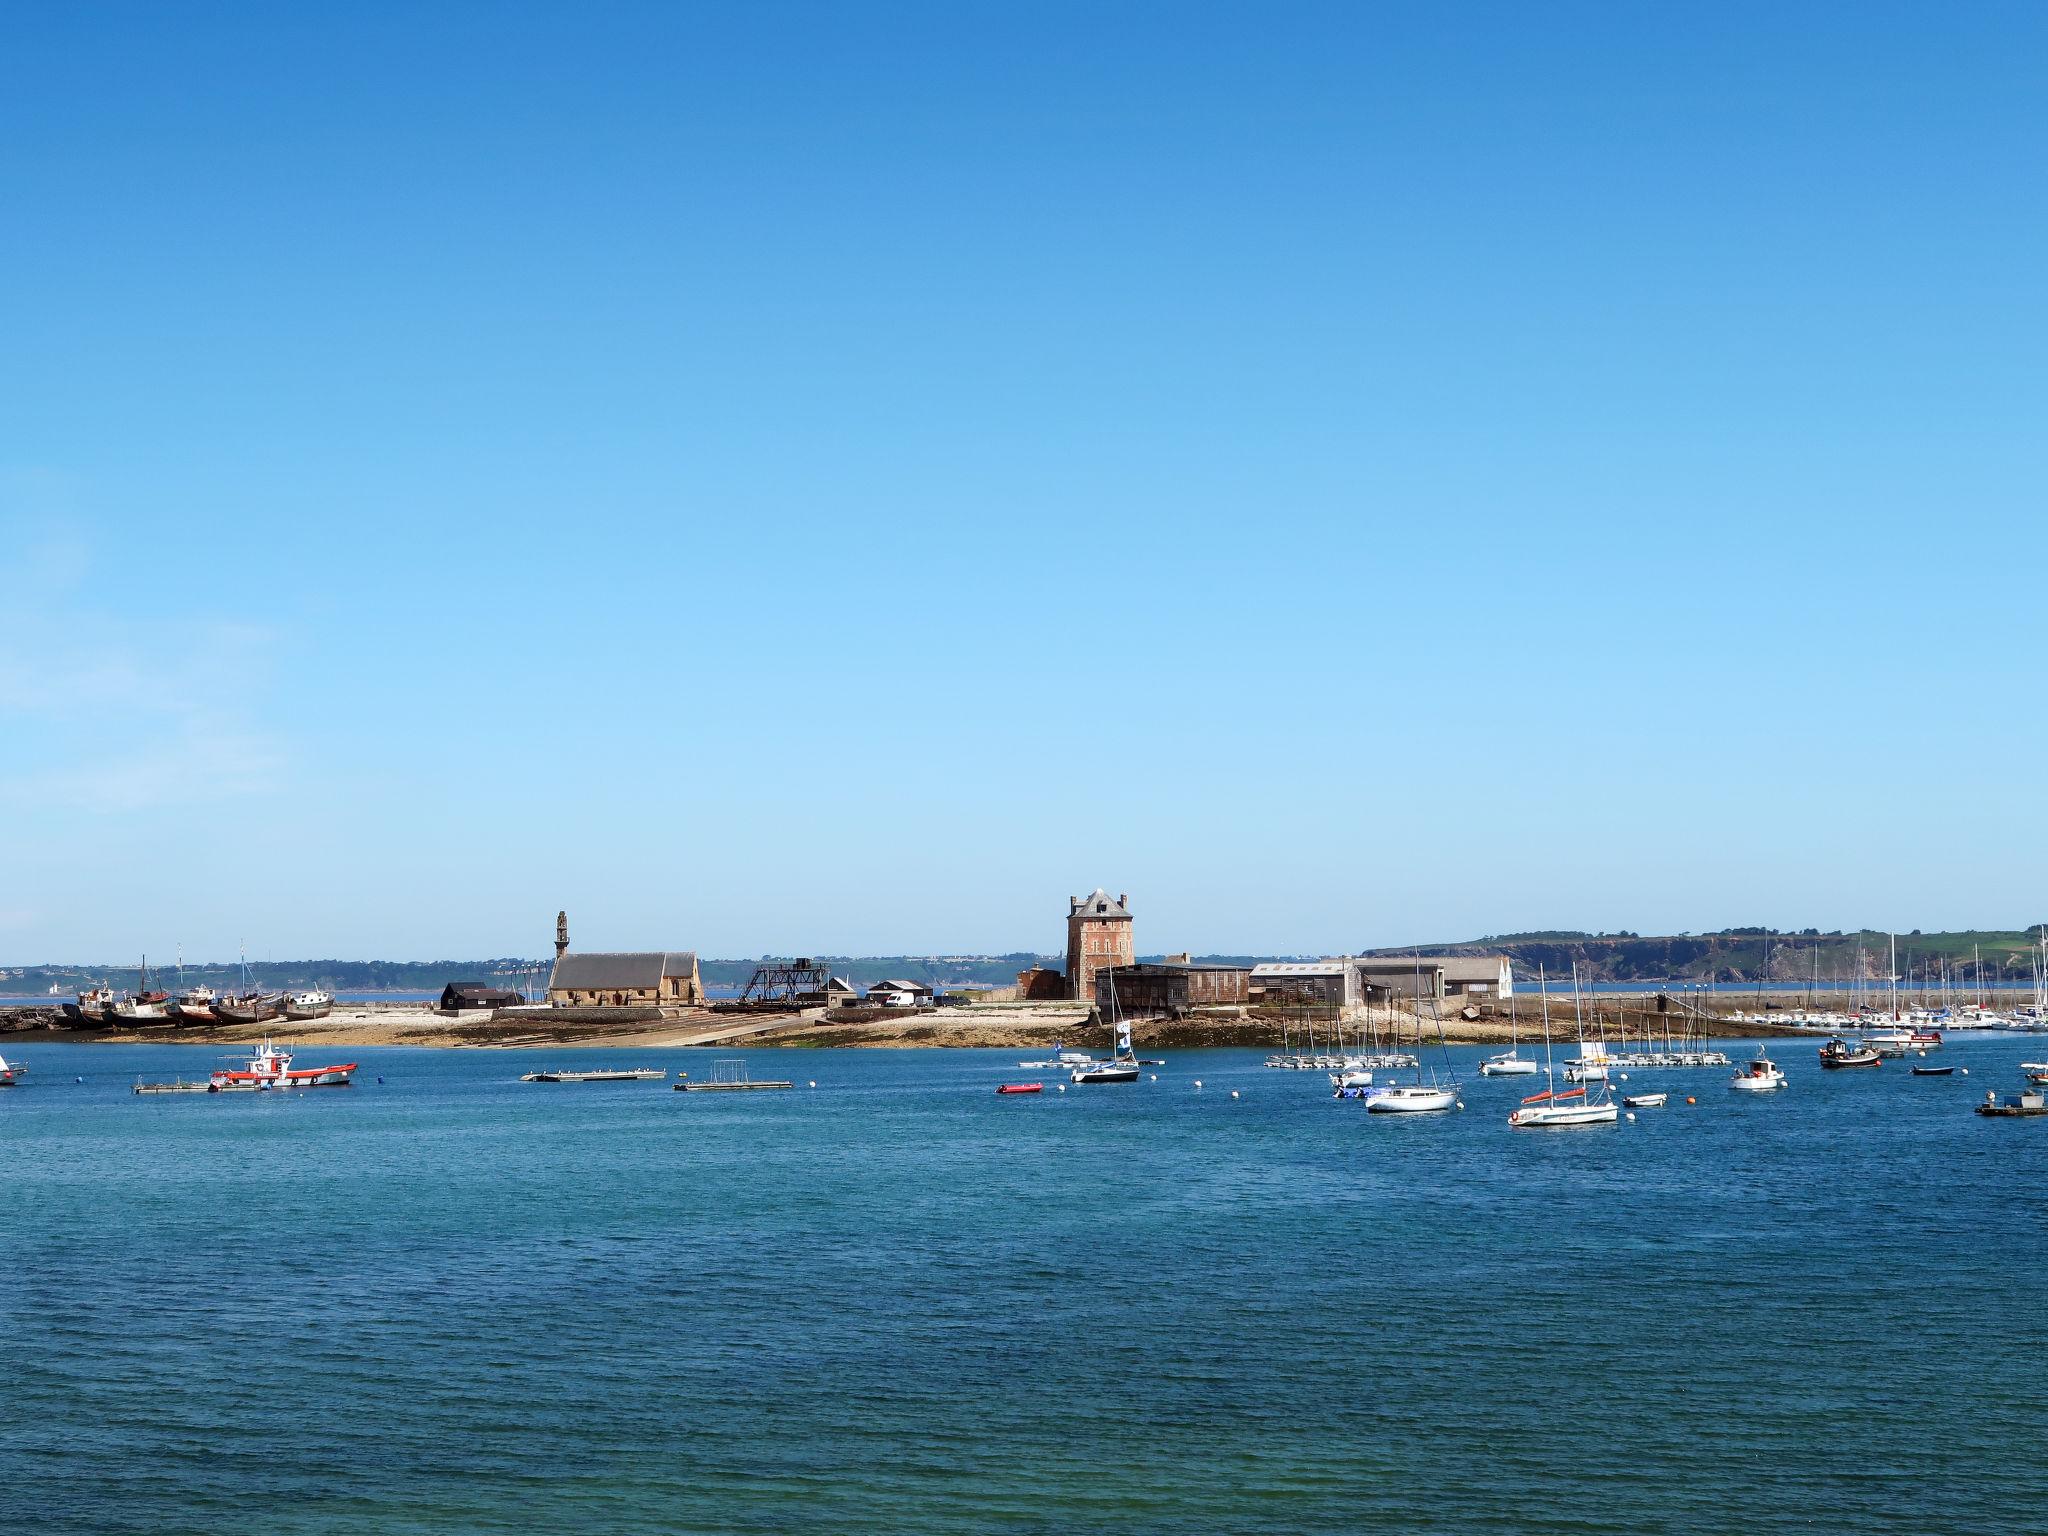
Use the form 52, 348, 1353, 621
1365, 977, 1462, 1113
1510, 965, 1618, 1128
1479, 986, 1539, 1076
1070, 977, 1141, 1084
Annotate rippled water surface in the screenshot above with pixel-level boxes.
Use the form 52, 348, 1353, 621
5, 1038, 2044, 1534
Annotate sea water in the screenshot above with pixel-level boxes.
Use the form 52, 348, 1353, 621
4, 1039, 2043, 1534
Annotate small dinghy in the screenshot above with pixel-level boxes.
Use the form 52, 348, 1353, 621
996, 1082, 1044, 1095
1910, 1064, 1955, 1077
1622, 1091, 1667, 1108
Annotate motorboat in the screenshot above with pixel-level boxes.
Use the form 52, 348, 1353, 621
1622, 1091, 1666, 1108
1509, 1085, 1618, 1128
1366, 1083, 1460, 1114
1819, 1037, 1881, 1069
1910, 1064, 1956, 1077
209, 1039, 357, 1091
1729, 1050, 1787, 1092
0, 1053, 23, 1087
996, 1082, 1044, 1095
1479, 1050, 1540, 1077
519, 1067, 667, 1083
1909, 1029, 1943, 1051
1328, 1068, 1374, 1090
282, 991, 335, 1021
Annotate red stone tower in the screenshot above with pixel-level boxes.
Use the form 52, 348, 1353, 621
1065, 889, 1134, 1004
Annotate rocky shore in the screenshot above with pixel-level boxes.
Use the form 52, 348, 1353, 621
2, 995, 1823, 1050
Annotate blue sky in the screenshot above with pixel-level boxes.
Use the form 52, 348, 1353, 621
4, 2, 2046, 962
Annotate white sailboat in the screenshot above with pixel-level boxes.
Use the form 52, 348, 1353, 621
1364, 973, 1462, 1114
1479, 987, 1540, 1076
1071, 977, 1141, 1084
1510, 965, 1619, 1128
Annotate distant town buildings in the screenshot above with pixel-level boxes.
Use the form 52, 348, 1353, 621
1066, 889, 1134, 1003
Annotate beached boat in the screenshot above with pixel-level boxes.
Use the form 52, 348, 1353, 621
282, 991, 334, 1021
168, 987, 219, 1025
996, 1082, 1044, 1095
1977, 1088, 2048, 1118
209, 1039, 357, 1091
519, 1067, 667, 1083
1729, 1049, 1787, 1093
62, 986, 114, 1027
1819, 1037, 1881, 1069
212, 993, 285, 1025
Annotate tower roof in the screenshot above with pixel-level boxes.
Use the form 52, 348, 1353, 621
1069, 888, 1131, 919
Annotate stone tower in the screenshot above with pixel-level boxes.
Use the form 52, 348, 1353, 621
1065, 889, 1134, 1004
556, 910, 570, 962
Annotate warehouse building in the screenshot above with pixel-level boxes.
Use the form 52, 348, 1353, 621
1095, 960, 1251, 1018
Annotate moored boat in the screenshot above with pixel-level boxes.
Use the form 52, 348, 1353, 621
1977, 1088, 2048, 1118
519, 1067, 667, 1083
1911, 1064, 1955, 1077
996, 1082, 1044, 1095
1479, 1050, 1540, 1077
1368, 1082, 1461, 1114
1508, 1085, 1618, 1127
1622, 1091, 1666, 1108
1729, 1049, 1787, 1093
0, 1053, 24, 1087
1819, 1036, 1881, 1069
209, 1039, 357, 1091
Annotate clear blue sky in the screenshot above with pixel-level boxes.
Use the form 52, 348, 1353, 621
4, 2, 2045, 963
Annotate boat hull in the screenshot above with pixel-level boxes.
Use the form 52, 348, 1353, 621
1071, 1065, 1140, 1084
1479, 1058, 1540, 1076
1367, 1087, 1459, 1113
212, 999, 284, 1025
1510, 1102, 1618, 1128
281, 1003, 334, 1021
996, 1083, 1044, 1095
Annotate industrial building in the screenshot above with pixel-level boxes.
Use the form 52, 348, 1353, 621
1353, 956, 1515, 1000
1095, 960, 1250, 1018
866, 979, 935, 1008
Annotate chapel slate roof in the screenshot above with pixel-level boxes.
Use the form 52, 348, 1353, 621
548, 951, 698, 992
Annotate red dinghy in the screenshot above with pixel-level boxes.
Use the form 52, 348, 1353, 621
996, 1082, 1044, 1095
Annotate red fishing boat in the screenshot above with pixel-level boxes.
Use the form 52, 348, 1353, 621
209, 1039, 357, 1092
